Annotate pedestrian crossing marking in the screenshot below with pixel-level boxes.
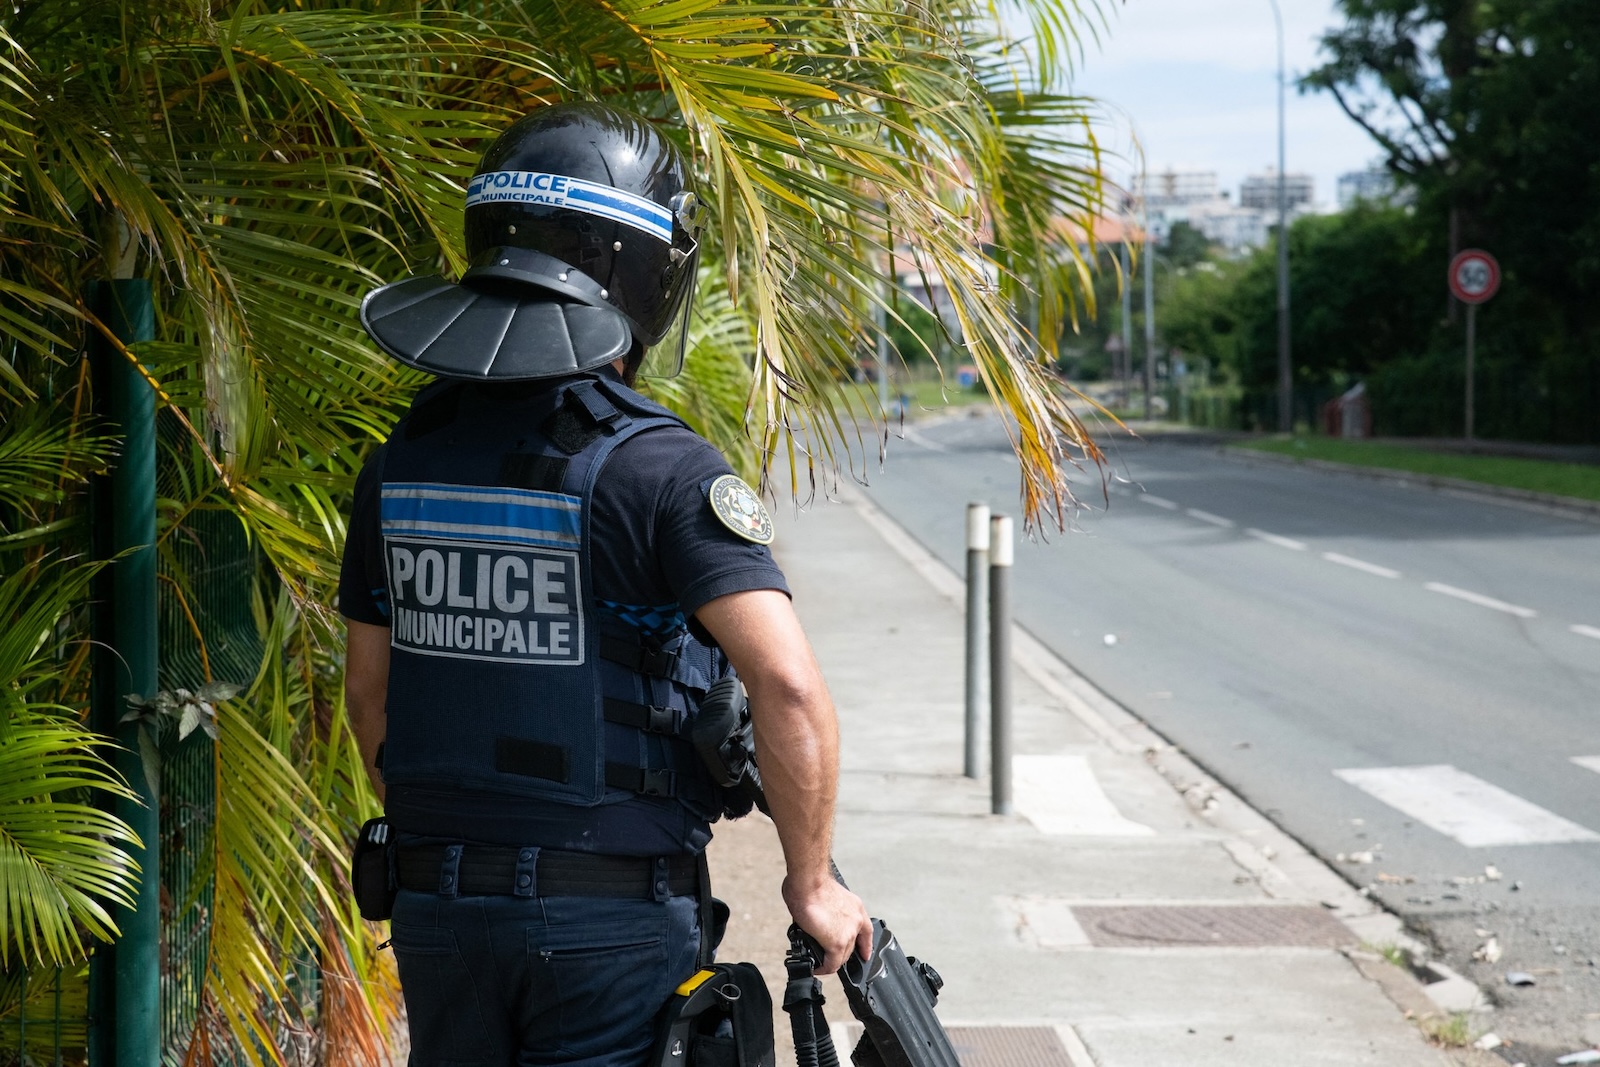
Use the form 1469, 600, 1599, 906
1013, 754, 1155, 836
1334, 764, 1599, 847
1573, 756, 1600, 776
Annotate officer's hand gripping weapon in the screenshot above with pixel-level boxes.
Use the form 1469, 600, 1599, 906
694, 678, 961, 1067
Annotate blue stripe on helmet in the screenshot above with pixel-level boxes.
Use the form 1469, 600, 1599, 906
465, 170, 674, 244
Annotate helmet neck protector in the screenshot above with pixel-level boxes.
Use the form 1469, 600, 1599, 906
361, 102, 701, 382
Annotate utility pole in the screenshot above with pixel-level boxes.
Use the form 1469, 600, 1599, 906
1143, 211, 1156, 421
875, 296, 890, 421
1270, 0, 1293, 432
1119, 236, 1133, 409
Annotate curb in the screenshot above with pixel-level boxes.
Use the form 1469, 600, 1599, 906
1222, 446, 1600, 525
832, 479, 1491, 1025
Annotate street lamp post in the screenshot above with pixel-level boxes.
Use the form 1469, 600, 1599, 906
1119, 237, 1133, 409
1270, 0, 1292, 433
1143, 207, 1155, 421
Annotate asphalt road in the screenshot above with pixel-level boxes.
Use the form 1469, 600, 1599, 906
861, 412, 1600, 1058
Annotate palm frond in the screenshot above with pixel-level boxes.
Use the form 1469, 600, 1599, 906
571, 0, 1112, 524
638, 268, 759, 480
1, 0, 1113, 1057
0, 404, 114, 536
0, 710, 141, 969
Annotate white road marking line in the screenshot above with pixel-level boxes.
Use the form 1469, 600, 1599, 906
900, 425, 948, 453
1138, 494, 1179, 510
1572, 624, 1600, 641
1321, 552, 1402, 579
1424, 582, 1538, 619
1245, 528, 1307, 551
1186, 508, 1235, 528
1572, 756, 1600, 776
1334, 764, 1600, 847
1013, 754, 1155, 836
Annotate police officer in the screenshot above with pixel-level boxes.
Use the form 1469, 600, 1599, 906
339, 102, 871, 1066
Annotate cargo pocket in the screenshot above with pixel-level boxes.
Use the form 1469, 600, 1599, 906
534, 916, 669, 1057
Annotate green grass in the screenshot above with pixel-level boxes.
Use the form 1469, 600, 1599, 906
1235, 436, 1600, 503
836, 371, 991, 421
1418, 1012, 1476, 1049
1368, 942, 1410, 970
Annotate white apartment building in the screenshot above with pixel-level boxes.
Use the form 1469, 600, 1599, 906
1239, 168, 1315, 213
1133, 169, 1222, 207
1124, 168, 1278, 253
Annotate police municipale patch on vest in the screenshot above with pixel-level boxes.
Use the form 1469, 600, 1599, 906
708, 474, 773, 545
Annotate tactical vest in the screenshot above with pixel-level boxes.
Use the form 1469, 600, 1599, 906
375, 375, 725, 835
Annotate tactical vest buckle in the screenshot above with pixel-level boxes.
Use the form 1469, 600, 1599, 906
637, 645, 681, 678
602, 697, 686, 735
600, 634, 684, 680
643, 704, 684, 735
640, 769, 677, 797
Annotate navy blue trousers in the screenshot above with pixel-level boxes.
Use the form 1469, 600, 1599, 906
391, 888, 700, 1067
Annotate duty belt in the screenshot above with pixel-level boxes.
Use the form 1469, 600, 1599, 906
396, 844, 699, 899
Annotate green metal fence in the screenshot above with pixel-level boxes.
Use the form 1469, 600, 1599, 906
152, 467, 264, 1062
2, 437, 261, 1066
0, 967, 86, 1067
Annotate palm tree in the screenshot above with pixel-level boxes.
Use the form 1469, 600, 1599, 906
0, 1, 1109, 1061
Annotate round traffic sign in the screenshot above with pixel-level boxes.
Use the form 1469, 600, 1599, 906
1449, 249, 1501, 304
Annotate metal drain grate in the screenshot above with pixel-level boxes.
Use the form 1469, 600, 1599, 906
1072, 904, 1354, 948
945, 1027, 1075, 1067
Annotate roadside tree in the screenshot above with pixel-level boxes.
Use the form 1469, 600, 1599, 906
0, 0, 1111, 1061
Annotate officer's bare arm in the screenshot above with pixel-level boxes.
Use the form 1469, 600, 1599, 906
694, 588, 873, 975
345, 619, 391, 803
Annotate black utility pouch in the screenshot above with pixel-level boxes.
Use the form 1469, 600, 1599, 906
351, 817, 396, 921
652, 962, 774, 1067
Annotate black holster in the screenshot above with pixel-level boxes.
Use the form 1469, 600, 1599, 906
351, 816, 397, 921
692, 676, 762, 820
788, 920, 960, 1067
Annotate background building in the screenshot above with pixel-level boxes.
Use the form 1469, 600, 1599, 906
1336, 166, 1401, 209
1134, 169, 1222, 206
1124, 167, 1298, 253
1239, 168, 1315, 213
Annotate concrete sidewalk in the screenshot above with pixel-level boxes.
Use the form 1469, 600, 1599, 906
707, 484, 1490, 1067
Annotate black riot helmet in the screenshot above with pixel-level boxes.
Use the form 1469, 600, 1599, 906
361, 102, 703, 381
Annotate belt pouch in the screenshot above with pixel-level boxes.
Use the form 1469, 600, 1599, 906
351, 817, 397, 921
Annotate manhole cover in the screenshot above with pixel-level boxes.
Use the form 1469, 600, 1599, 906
1072, 904, 1354, 947
946, 1027, 1075, 1067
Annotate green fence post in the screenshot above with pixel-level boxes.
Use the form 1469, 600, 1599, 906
87, 277, 160, 1067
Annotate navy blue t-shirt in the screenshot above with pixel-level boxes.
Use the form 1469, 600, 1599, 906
338, 376, 788, 851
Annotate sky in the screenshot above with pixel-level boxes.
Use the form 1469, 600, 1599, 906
1065, 0, 1382, 210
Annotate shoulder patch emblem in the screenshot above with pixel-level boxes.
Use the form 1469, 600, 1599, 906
708, 474, 774, 545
